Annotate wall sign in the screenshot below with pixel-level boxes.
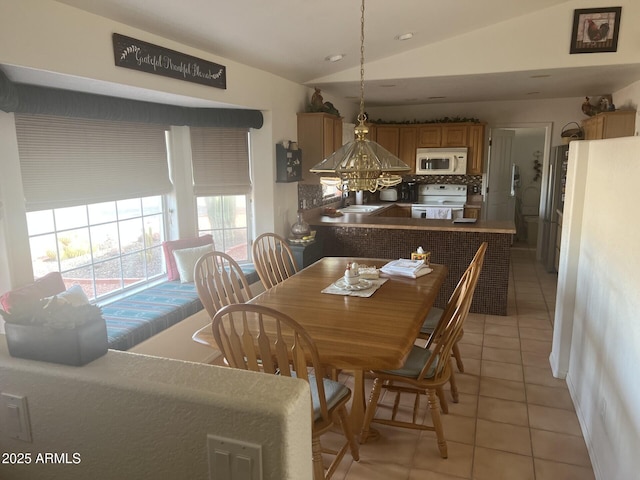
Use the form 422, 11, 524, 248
112, 33, 226, 89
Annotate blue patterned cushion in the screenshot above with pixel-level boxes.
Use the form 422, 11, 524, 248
308, 376, 351, 421
381, 346, 439, 379
420, 307, 444, 334
101, 281, 203, 351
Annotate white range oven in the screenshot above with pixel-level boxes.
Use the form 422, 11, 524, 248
411, 184, 467, 220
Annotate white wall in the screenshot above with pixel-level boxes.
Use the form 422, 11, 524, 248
0, 342, 312, 479
0, 0, 357, 292
552, 136, 640, 480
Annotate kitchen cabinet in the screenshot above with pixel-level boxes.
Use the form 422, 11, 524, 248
371, 204, 412, 218
466, 124, 485, 175
375, 126, 400, 155
398, 127, 418, 171
368, 125, 417, 173
581, 110, 636, 140
463, 206, 480, 220
417, 126, 442, 147
373, 121, 486, 175
441, 125, 468, 146
297, 112, 343, 184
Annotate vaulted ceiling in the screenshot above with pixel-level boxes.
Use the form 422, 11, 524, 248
9, 0, 640, 107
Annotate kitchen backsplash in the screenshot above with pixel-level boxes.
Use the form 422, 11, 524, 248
298, 175, 483, 209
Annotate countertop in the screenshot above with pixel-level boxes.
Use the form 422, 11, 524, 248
307, 203, 515, 234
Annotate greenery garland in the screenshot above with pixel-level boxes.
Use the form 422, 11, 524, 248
367, 116, 481, 125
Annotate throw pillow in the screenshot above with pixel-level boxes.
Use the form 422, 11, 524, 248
172, 244, 214, 283
162, 235, 214, 281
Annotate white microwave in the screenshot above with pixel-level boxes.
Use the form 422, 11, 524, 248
416, 147, 468, 175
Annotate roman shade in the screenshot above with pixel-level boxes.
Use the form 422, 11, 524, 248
14, 113, 171, 211
190, 127, 251, 196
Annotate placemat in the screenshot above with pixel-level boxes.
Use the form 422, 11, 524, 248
321, 278, 388, 298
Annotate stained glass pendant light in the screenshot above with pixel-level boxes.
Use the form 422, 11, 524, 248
310, 0, 410, 192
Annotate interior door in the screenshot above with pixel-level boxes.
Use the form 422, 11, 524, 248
486, 129, 516, 221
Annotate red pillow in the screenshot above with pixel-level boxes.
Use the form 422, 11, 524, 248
0, 272, 66, 313
162, 235, 214, 281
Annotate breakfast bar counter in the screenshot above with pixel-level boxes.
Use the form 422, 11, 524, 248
306, 204, 515, 315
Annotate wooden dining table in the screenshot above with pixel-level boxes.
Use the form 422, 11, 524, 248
194, 256, 448, 434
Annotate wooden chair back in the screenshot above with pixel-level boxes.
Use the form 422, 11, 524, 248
421, 241, 488, 381
212, 303, 333, 427
194, 251, 254, 319
252, 233, 299, 289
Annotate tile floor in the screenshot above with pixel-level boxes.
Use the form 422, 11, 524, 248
330, 246, 596, 480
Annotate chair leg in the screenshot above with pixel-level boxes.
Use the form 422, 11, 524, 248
452, 341, 464, 373
449, 362, 459, 404
427, 388, 448, 459
337, 405, 359, 461
311, 435, 325, 480
360, 378, 383, 444
436, 386, 449, 414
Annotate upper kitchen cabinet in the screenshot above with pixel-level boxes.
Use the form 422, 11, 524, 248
581, 110, 636, 140
441, 124, 468, 146
398, 127, 418, 171
374, 126, 417, 172
297, 112, 343, 184
417, 125, 442, 147
375, 126, 400, 155
416, 123, 474, 148
466, 124, 486, 175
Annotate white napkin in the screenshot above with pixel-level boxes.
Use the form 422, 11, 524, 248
321, 278, 388, 297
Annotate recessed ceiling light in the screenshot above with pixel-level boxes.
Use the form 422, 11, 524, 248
325, 54, 345, 62
395, 33, 414, 41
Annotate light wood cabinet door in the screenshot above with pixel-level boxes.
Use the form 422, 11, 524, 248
297, 112, 343, 184
441, 125, 468, 146
581, 110, 636, 140
375, 126, 400, 155
466, 124, 485, 175
463, 207, 480, 219
398, 127, 417, 173
417, 126, 442, 147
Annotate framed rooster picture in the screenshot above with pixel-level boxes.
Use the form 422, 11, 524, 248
570, 7, 622, 54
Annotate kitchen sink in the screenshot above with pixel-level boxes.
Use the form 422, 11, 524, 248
338, 205, 385, 214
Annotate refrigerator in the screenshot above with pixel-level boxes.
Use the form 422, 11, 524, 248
541, 145, 568, 272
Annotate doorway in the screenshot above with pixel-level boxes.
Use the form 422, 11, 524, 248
486, 123, 551, 254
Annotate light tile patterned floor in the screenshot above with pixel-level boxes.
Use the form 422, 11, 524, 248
332, 246, 596, 480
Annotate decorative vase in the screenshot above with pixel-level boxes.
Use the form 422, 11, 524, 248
290, 210, 310, 239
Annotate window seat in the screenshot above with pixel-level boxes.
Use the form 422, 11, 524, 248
0, 266, 259, 353
102, 265, 259, 351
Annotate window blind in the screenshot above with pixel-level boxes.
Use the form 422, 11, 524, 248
190, 127, 251, 196
14, 114, 171, 211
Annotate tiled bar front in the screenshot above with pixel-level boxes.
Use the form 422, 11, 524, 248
315, 226, 512, 316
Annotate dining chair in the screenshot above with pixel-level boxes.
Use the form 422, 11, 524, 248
418, 242, 488, 377
194, 251, 254, 319
252, 233, 299, 289
212, 303, 359, 480
359, 255, 479, 458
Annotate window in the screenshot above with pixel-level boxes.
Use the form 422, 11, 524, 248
196, 195, 249, 263
27, 196, 165, 301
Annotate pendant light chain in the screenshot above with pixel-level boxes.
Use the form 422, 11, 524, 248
357, 0, 366, 124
